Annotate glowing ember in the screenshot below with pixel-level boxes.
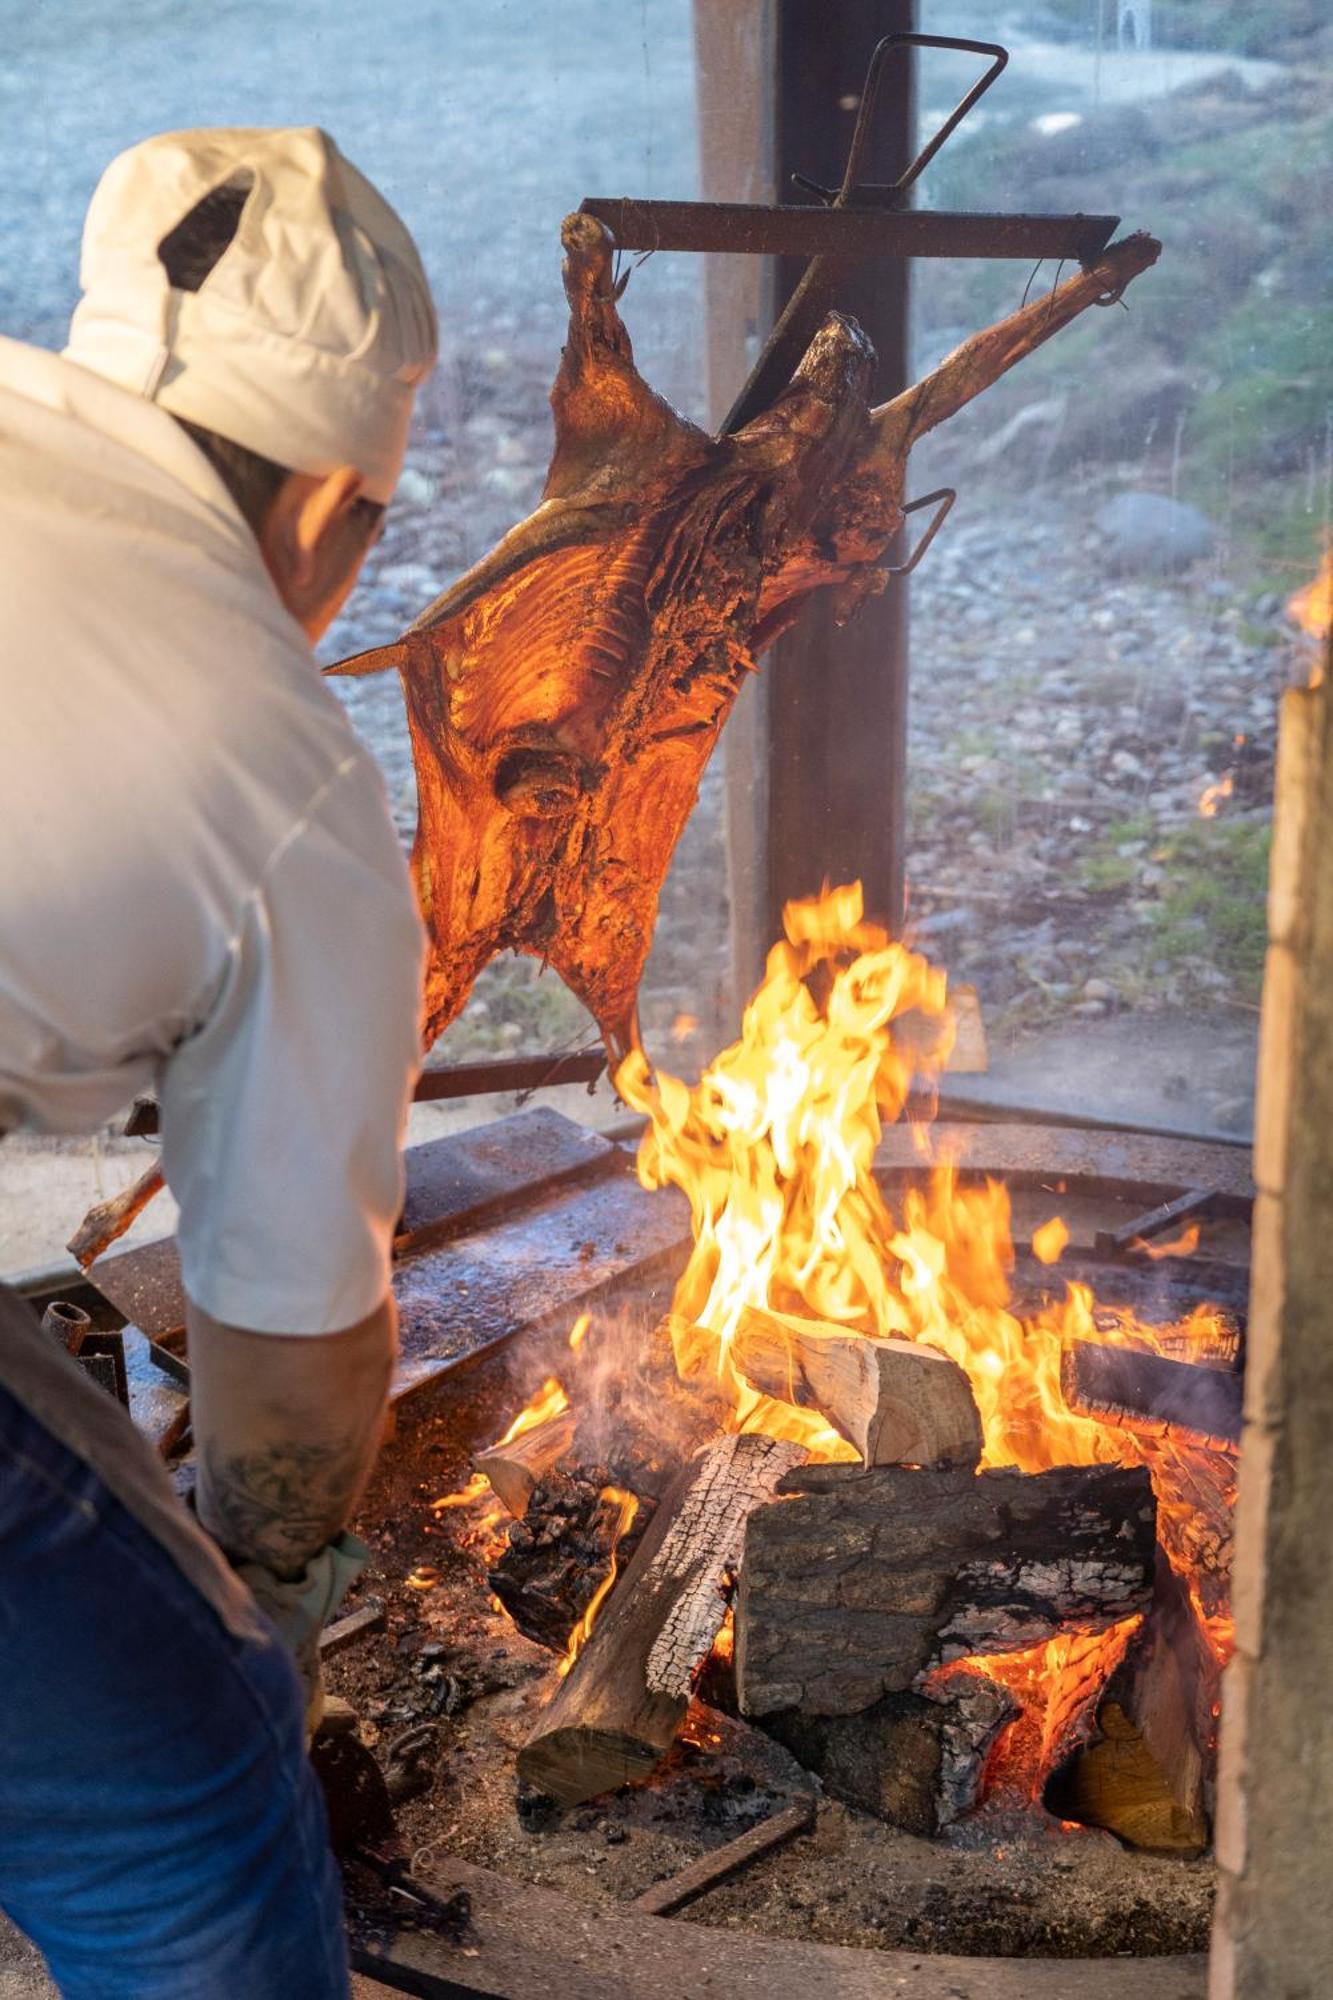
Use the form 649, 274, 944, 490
557, 1486, 639, 1678
1197, 772, 1234, 818
1032, 1216, 1070, 1265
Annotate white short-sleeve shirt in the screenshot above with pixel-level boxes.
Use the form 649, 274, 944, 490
0, 336, 425, 1333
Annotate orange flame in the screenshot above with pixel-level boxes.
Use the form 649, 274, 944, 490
558, 1487, 639, 1678
492, 1375, 569, 1449
1290, 548, 1332, 640
1197, 772, 1234, 819
1032, 1216, 1069, 1265
1134, 1222, 1201, 1260
617, 883, 1235, 1803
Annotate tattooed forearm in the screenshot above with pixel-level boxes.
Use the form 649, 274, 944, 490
184, 1295, 397, 1580
198, 1436, 369, 1576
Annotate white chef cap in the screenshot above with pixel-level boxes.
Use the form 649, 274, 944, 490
64, 126, 437, 504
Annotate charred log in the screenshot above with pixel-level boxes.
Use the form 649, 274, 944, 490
764, 1671, 1019, 1837
1062, 1337, 1242, 1450
517, 1433, 805, 1807
736, 1460, 1157, 1719
488, 1465, 655, 1653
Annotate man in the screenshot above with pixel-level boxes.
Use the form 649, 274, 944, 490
0, 128, 437, 1996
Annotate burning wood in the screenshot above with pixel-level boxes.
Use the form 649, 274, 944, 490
471, 1376, 575, 1520
332, 217, 1159, 1058
517, 1432, 804, 1807
489, 1468, 651, 1654
1048, 1553, 1218, 1855
735, 1459, 1157, 1720
730, 1305, 983, 1468
1061, 1336, 1242, 1450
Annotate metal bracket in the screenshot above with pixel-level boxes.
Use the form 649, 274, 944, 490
882, 487, 956, 578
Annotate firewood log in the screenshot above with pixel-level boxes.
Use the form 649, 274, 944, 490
736, 1460, 1156, 1719
731, 1306, 982, 1468
1047, 1552, 1216, 1855
473, 1409, 577, 1520
1061, 1337, 1242, 1449
764, 1670, 1019, 1837
517, 1432, 805, 1806
330, 218, 1160, 1059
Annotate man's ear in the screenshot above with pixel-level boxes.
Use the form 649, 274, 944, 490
260, 466, 365, 588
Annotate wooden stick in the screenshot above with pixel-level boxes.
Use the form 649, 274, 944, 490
517, 1433, 805, 1807
629, 1798, 814, 1916
319, 1596, 388, 1660
67, 1160, 165, 1270
473, 1408, 577, 1520
731, 1307, 982, 1469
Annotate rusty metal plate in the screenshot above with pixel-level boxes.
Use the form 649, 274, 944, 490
391, 1173, 689, 1401
87, 1110, 629, 1339
397, 1107, 618, 1255
876, 1121, 1254, 1207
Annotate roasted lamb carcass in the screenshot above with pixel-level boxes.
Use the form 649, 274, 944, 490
332, 214, 1159, 1063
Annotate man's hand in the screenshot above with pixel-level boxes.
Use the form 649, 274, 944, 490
187, 1297, 396, 1580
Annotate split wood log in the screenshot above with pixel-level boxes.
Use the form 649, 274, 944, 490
1047, 1552, 1217, 1855
473, 1408, 577, 1520
731, 1306, 983, 1468
517, 1432, 805, 1806
329, 217, 1159, 1061
764, 1671, 1019, 1837
736, 1460, 1156, 1719
67, 1159, 165, 1270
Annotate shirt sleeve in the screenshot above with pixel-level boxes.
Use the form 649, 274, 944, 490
157, 753, 425, 1334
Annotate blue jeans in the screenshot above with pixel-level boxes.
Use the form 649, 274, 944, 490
0, 1383, 350, 1998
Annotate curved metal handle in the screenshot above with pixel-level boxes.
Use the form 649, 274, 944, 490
794, 35, 1010, 209
882, 487, 956, 578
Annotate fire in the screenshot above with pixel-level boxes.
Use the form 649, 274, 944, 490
1032, 1216, 1069, 1265
930, 1616, 1143, 1806
557, 1487, 639, 1678
1197, 772, 1234, 819
1135, 1222, 1201, 1260
617, 883, 1236, 1802
1289, 547, 1332, 640
492, 1374, 569, 1448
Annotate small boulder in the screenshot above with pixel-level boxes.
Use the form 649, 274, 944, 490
1095, 493, 1217, 576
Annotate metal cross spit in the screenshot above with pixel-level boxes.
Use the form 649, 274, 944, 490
579, 31, 1120, 436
